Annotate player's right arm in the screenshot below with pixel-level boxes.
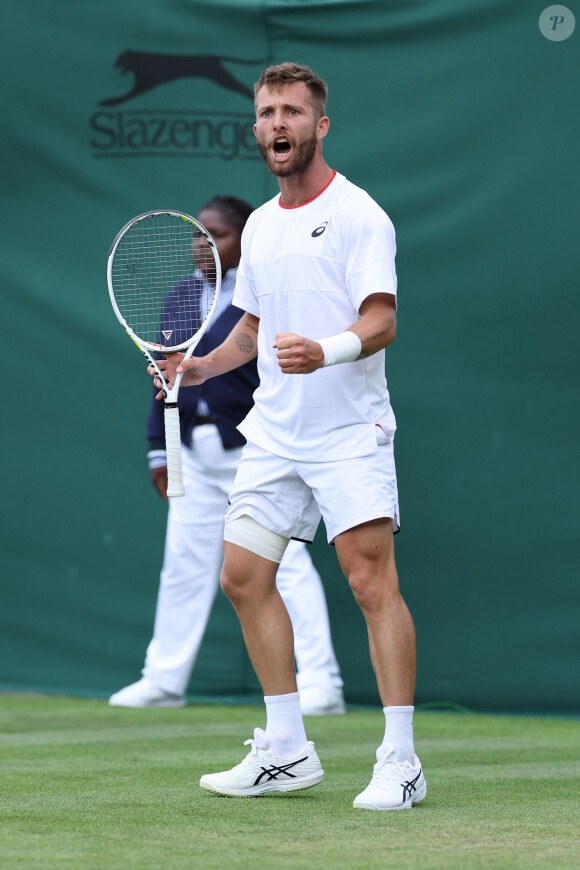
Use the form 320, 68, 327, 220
150, 312, 260, 395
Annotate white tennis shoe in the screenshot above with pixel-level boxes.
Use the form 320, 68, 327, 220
353, 745, 427, 810
200, 728, 324, 797
108, 677, 186, 708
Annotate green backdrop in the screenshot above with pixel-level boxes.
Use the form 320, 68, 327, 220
1, 0, 578, 714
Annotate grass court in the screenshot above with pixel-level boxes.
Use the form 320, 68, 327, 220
1, 695, 578, 869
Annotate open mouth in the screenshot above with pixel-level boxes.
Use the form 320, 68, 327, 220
273, 137, 291, 160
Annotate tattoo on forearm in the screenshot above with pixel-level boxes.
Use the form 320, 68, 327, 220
244, 319, 258, 335
363, 330, 386, 345
235, 332, 255, 355
358, 330, 385, 359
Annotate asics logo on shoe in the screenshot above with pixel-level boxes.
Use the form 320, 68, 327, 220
311, 222, 328, 237
401, 768, 422, 803
253, 756, 309, 785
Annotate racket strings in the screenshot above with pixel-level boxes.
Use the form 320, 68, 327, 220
111, 214, 218, 348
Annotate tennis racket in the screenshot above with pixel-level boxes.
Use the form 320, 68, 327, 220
107, 210, 221, 498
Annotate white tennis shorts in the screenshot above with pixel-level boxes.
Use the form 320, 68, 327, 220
224, 435, 400, 544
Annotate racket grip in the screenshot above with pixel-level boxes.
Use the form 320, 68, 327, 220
164, 404, 185, 498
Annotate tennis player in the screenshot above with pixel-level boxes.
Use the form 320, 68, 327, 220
110, 196, 344, 716
152, 63, 426, 810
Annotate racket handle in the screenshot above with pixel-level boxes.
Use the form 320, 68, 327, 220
164, 404, 185, 498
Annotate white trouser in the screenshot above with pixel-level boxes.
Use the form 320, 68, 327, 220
143, 424, 343, 696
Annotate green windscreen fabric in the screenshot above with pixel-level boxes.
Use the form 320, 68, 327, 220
1, 0, 578, 713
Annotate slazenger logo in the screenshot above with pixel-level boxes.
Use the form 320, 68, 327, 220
90, 51, 264, 160
311, 221, 328, 237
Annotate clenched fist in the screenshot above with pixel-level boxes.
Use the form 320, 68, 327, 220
273, 333, 325, 374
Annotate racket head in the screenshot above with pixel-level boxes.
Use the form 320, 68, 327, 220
107, 210, 221, 353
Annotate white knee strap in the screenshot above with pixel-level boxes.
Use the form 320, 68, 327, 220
224, 515, 290, 564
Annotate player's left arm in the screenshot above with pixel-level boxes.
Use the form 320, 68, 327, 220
348, 291, 397, 358
275, 292, 396, 374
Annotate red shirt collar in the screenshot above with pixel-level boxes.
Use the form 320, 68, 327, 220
278, 170, 337, 209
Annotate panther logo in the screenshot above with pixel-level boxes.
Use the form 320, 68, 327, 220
100, 51, 264, 106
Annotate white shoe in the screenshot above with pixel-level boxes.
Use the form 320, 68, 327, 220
300, 685, 346, 716
353, 745, 427, 810
108, 677, 186, 708
200, 728, 324, 797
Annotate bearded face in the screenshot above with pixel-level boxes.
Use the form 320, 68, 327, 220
257, 123, 319, 178
254, 82, 327, 180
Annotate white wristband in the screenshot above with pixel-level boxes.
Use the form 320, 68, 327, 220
317, 331, 362, 366
148, 449, 168, 470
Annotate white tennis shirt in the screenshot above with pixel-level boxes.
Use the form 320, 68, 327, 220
233, 171, 398, 462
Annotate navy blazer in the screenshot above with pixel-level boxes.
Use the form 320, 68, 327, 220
147, 276, 258, 451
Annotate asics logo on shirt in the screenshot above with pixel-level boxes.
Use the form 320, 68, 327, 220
311, 222, 328, 237
253, 756, 309, 784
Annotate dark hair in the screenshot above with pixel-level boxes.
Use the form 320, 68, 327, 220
200, 196, 253, 233
254, 62, 328, 119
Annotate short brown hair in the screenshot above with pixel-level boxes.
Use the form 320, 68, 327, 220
254, 63, 328, 119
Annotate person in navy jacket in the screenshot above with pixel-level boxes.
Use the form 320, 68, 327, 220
109, 195, 345, 715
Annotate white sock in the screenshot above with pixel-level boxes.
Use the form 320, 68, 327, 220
381, 705, 416, 762
264, 692, 308, 755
